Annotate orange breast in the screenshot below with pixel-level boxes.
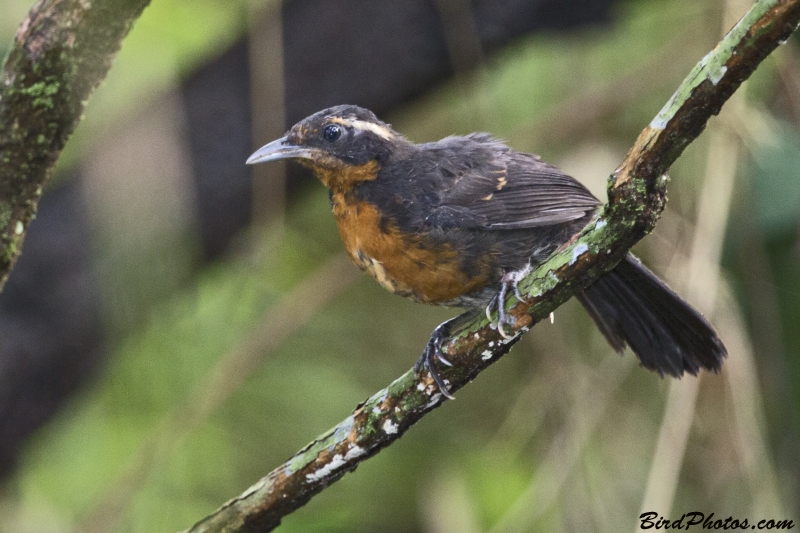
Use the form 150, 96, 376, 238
331, 193, 489, 305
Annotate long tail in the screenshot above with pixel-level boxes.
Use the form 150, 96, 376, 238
576, 255, 726, 376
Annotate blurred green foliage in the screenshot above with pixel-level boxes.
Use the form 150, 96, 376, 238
749, 122, 800, 234
1, 0, 799, 531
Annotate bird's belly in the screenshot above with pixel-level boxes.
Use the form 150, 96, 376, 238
332, 197, 490, 305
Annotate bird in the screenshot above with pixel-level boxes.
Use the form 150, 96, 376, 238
247, 105, 726, 399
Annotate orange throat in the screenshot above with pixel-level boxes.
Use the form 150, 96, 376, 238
301, 159, 381, 191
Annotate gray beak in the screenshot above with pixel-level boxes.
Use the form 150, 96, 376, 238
246, 136, 315, 165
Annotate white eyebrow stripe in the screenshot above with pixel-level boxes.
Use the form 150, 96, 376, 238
331, 117, 395, 140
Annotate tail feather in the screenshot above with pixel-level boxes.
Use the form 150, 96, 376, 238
577, 255, 726, 377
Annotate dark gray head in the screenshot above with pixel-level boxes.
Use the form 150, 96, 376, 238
247, 105, 405, 174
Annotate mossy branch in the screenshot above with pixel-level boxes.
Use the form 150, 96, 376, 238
184, 1, 800, 532
0, 0, 152, 291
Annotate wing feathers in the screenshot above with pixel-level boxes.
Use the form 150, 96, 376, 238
424, 136, 599, 230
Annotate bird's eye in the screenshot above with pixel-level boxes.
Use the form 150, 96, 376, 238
323, 124, 342, 142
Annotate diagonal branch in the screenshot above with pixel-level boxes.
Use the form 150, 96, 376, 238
185, 1, 800, 532
0, 0, 152, 292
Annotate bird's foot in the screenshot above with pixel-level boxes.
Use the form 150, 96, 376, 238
485, 267, 531, 339
415, 320, 457, 400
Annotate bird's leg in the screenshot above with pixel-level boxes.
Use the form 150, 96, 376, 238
486, 266, 532, 339
415, 319, 457, 400
415, 309, 483, 400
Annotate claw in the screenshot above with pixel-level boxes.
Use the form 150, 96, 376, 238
486, 295, 496, 323
436, 350, 454, 367
415, 321, 456, 400
512, 280, 528, 303
495, 281, 513, 339
485, 267, 531, 339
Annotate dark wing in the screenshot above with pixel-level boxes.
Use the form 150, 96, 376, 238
424, 134, 599, 230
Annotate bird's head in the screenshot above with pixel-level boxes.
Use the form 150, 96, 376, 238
247, 105, 406, 189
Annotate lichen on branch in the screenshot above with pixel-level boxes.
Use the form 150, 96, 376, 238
0, 0, 152, 291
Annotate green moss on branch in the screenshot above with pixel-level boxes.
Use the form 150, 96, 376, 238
0, 0, 152, 291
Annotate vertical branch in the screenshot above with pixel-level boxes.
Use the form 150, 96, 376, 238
0, 0, 152, 291
248, 0, 287, 228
